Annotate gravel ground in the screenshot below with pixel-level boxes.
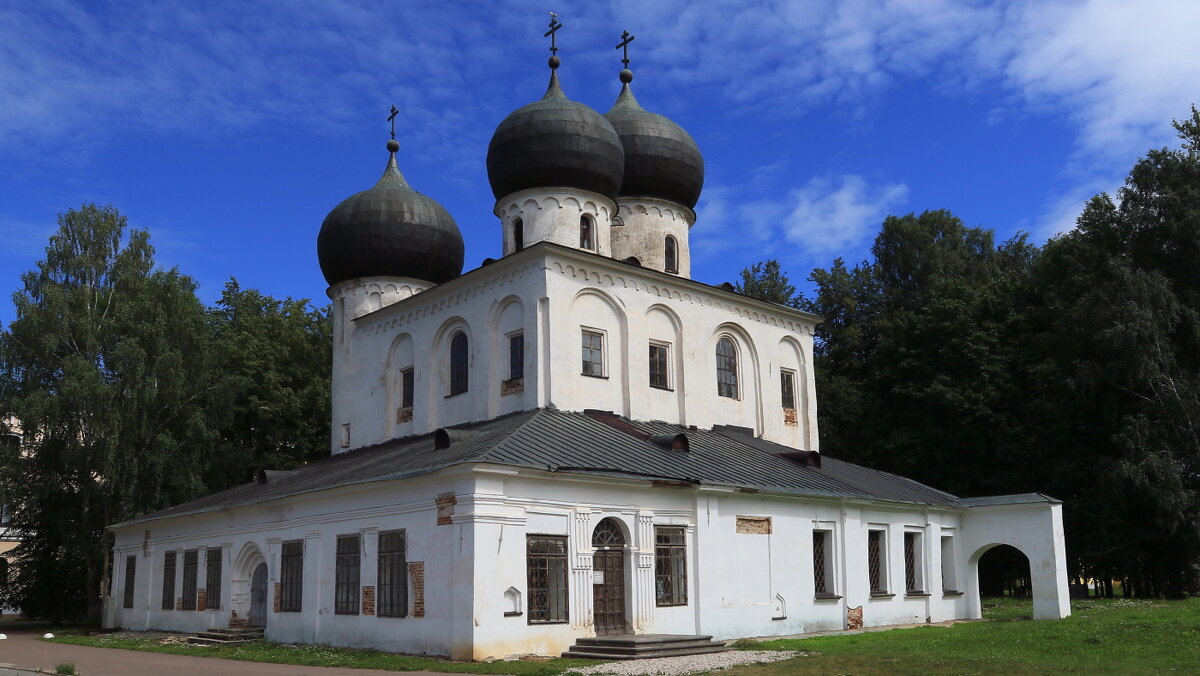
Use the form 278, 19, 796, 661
566, 650, 801, 675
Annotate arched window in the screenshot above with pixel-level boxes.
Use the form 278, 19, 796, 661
592, 518, 626, 548
580, 215, 593, 250
513, 217, 524, 252
716, 336, 738, 398
665, 236, 678, 273
449, 331, 468, 395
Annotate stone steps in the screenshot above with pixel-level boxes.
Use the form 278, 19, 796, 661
186, 627, 264, 646
562, 633, 729, 660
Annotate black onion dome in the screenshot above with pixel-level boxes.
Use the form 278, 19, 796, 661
486, 71, 625, 201
605, 81, 704, 209
317, 146, 464, 286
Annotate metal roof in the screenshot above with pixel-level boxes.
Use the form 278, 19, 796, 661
112, 408, 969, 529
958, 493, 1061, 506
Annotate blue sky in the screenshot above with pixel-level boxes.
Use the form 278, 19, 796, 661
3, 0, 1199, 324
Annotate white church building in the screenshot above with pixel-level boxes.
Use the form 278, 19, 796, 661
104, 35, 1070, 661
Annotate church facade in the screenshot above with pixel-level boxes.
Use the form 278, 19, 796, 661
104, 39, 1070, 661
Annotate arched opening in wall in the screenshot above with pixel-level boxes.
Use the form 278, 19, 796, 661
716, 336, 739, 399
977, 544, 1032, 599
580, 215, 594, 251
592, 518, 629, 636
664, 236, 678, 274
513, 217, 524, 252
449, 331, 469, 395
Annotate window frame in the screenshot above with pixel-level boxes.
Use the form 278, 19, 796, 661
279, 540, 304, 612
449, 331, 469, 396
867, 528, 890, 596
904, 530, 926, 595
813, 528, 839, 599
512, 217, 524, 252
780, 368, 797, 410
335, 534, 361, 615
377, 530, 408, 618
940, 533, 961, 594
508, 332, 525, 381
123, 554, 136, 609
716, 336, 739, 399
205, 548, 222, 610
400, 366, 414, 410
664, 235, 678, 274
581, 328, 606, 378
526, 535, 569, 624
654, 526, 688, 607
649, 341, 671, 390
579, 215, 594, 251
181, 549, 198, 610
161, 551, 176, 610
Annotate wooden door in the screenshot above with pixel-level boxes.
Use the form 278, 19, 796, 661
249, 562, 267, 626
592, 549, 626, 635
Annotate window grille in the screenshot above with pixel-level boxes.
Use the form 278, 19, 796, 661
868, 530, 886, 593
813, 530, 828, 594
378, 530, 407, 617
513, 217, 524, 252
161, 551, 176, 610
716, 337, 738, 398
400, 367, 414, 409
649, 343, 669, 389
905, 532, 923, 593
665, 236, 678, 273
527, 535, 568, 623
581, 330, 604, 377
781, 369, 796, 409
123, 555, 136, 609
509, 334, 525, 380
655, 527, 687, 606
181, 550, 198, 610
206, 549, 222, 610
580, 216, 593, 250
335, 535, 360, 615
280, 540, 303, 612
449, 332, 468, 395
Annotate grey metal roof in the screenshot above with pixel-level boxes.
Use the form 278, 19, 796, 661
606, 82, 704, 208
112, 408, 966, 529
959, 493, 1061, 506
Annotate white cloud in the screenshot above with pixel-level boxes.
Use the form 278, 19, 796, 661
783, 176, 909, 253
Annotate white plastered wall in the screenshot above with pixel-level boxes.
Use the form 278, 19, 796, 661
960, 501, 1071, 620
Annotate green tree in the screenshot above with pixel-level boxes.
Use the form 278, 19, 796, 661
735, 259, 801, 307
0, 204, 214, 621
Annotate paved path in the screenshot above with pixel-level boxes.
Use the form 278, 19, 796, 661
0, 622, 449, 676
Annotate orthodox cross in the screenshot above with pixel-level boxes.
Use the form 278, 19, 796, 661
545, 13, 562, 56
387, 105, 399, 140
616, 30, 636, 67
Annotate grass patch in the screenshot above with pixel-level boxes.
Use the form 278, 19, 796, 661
54, 663, 78, 675
45, 633, 599, 675
724, 596, 1200, 675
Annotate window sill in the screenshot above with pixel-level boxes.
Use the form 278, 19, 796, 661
650, 385, 674, 392
905, 591, 931, 598
527, 620, 569, 626
869, 591, 895, 599
771, 615, 787, 621
581, 372, 608, 380
814, 593, 842, 601
504, 611, 523, 617
655, 602, 688, 608
334, 611, 360, 616
942, 590, 965, 596
444, 392, 467, 399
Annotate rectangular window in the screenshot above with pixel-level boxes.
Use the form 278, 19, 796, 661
401, 367, 414, 409
377, 530, 407, 618
813, 530, 836, 597
649, 342, 670, 390
335, 534, 361, 615
181, 550, 198, 610
280, 540, 303, 612
509, 333, 524, 380
905, 532, 925, 594
654, 526, 687, 606
341, 423, 351, 448
123, 555, 136, 609
868, 529, 888, 594
581, 329, 605, 377
206, 549, 222, 610
527, 535, 568, 624
941, 535, 959, 593
781, 369, 796, 409
161, 551, 176, 610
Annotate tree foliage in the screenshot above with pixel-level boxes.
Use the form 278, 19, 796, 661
735, 259, 801, 307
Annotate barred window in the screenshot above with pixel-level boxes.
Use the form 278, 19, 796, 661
378, 530, 407, 618
400, 367, 414, 409
665, 236, 678, 273
181, 550, 197, 610
509, 333, 525, 380
449, 332, 469, 395
335, 535, 360, 615
716, 337, 738, 398
123, 555, 136, 609
781, 369, 796, 410
280, 540, 303, 612
161, 551, 176, 610
581, 330, 604, 377
813, 530, 835, 596
905, 532, 924, 594
655, 527, 687, 606
527, 535, 568, 624
206, 549, 222, 610
649, 343, 669, 390
868, 530, 887, 594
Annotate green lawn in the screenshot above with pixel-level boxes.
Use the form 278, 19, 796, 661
45, 597, 1200, 675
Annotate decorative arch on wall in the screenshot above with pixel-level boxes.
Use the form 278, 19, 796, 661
569, 288, 631, 417
776, 336, 812, 448
645, 303, 687, 423
431, 316, 474, 413
592, 517, 630, 548
711, 322, 765, 435
386, 333, 416, 435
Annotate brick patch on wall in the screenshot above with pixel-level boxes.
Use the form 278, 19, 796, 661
176, 597, 182, 611
736, 515, 773, 534
230, 610, 246, 627
197, 588, 207, 611
847, 605, 863, 630
273, 583, 281, 613
435, 493, 456, 526
362, 586, 375, 616
409, 562, 425, 618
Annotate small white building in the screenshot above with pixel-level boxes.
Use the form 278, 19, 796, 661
105, 47, 1070, 661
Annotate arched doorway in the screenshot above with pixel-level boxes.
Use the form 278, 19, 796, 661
249, 562, 268, 627
978, 544, 1031, 598
592, 518, 629, 635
